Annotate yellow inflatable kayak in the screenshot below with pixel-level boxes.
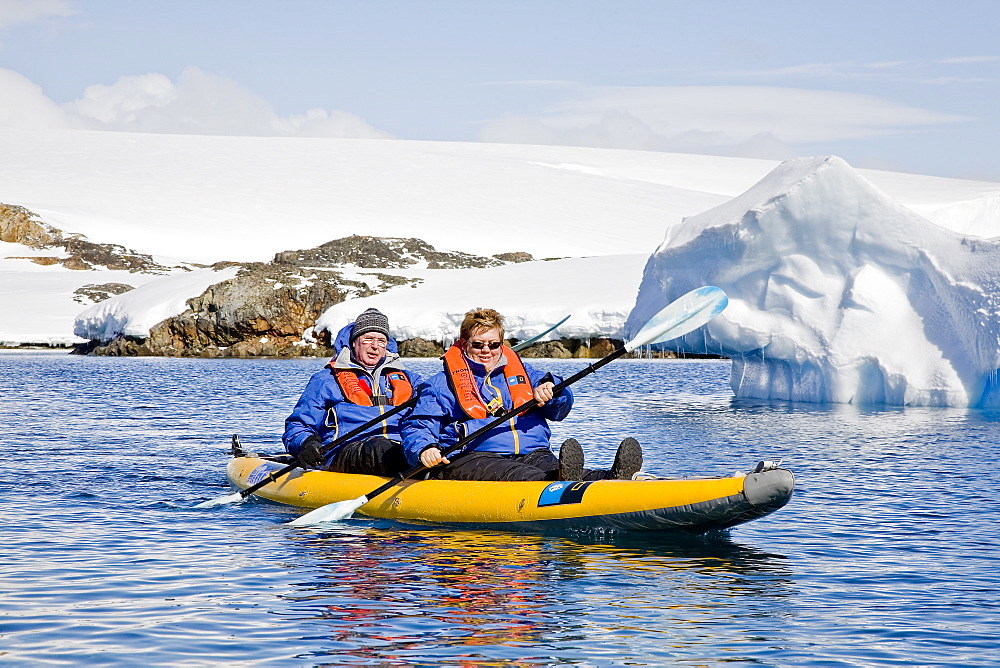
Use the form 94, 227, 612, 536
226, 453, 794, 533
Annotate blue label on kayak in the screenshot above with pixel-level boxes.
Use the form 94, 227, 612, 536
538, 481, 592, 507
247, 464, 271, 486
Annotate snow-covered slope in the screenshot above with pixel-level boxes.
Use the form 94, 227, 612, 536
3, 127, 997, 264
0, 127, 767, 264
626, 156, 1000, 407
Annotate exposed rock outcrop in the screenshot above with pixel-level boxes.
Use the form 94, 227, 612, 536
398, 337, 446, 357
60, 223, 660, 359
0, 203, 61, 248
514, 337, 694, 359
516, 337, 622, 359
518, 340, 574, 358
1, 203, 175, 273
78, 235, 529, 357
73, 283, 135, 305
79, 263, 372, 357
272, 234, 518, 269
492, 251, 533, 264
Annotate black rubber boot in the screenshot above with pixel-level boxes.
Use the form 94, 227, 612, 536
609, 437, 642, 480
558, 438, 585, 481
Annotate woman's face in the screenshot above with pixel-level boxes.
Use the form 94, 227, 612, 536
464, 326, 503, 368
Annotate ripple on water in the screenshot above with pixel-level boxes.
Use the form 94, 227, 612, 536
1, 354, 998, 664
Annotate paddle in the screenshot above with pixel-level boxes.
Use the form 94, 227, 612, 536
194, 394, 418, 508
287, 285, 729, 526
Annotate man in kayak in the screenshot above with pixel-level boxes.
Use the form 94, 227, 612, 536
283, 308, 421, 474
401, 307, 642, 481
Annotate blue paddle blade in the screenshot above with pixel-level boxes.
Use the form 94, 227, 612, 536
287, 495, 368, 525
625, 286, 728, 352
193, 491, 246, 509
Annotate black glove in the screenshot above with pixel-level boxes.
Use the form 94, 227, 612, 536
297, 435, 325, 469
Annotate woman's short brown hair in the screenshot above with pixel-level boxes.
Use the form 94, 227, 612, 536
459, 307, 505, 341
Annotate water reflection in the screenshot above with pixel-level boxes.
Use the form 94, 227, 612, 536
281, 523, 793, 663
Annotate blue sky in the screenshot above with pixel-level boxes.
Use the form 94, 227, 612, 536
1, 0, 998, 179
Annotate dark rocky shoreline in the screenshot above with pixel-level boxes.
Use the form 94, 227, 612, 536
68, 336, 716, 359
70, 235, 544, 357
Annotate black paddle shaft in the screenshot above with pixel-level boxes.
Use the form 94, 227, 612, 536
359, 345, 630, 502
236, 395, 418, 499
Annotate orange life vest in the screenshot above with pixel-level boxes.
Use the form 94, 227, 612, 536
331, 366, 413, 407
442, 343, 533, 419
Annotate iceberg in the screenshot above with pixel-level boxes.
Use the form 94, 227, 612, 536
626, 156, 1000, 407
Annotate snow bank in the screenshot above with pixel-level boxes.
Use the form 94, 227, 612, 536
74, 267, 240, 341
626, 156, 1000, 407
316, 255, 648, 342
68, 255, 646, 346
0, 257, 173, 346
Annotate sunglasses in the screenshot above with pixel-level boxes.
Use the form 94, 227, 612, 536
468, 340, 502, 350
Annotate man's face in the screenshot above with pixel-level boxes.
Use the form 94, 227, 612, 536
352, 333, 388, 367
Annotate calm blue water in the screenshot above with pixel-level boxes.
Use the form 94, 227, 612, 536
2, 351, 998, 665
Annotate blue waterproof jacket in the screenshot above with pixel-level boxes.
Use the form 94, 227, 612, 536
282, 323, 420, 466
400, 353, 572, 466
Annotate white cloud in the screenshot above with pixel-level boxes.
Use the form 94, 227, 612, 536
0, 0, 74, 30
66, 67, 394, 139
276, 108, 393, 139
478, 85, 969, 158
0, 67, 76, 129
70, 72, 177, 126
710, 56, 1000, 85
69, 67, 280, 135
0, 66, 393, 139
936, 56, 1000, 65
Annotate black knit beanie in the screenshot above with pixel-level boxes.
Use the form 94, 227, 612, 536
350, 308, 390, 342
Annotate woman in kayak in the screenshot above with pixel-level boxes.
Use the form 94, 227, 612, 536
401, 307, 642, 481
283, 308, 421, 475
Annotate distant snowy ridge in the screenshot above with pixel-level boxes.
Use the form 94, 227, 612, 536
627, 156, 1000, 407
